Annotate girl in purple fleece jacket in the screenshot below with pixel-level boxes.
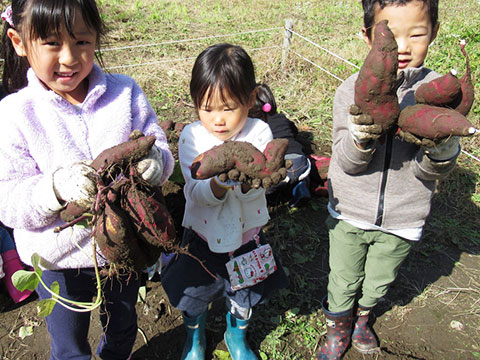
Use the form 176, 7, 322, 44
0, 1, 174, 359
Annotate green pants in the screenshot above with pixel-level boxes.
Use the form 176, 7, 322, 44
326, 216, 414, 312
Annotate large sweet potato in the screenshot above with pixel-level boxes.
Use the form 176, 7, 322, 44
92, 188, 149, 272
123, 185, 176, 252
190, 138, 288, 181
354, 20, 400, 132
91, 135, 156, 182
415, 69, 462, 107
398, 104, 476, 140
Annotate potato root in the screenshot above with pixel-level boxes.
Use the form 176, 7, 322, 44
354, 20, 400, 132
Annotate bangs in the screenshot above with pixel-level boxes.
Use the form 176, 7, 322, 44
24, 0, 104, 40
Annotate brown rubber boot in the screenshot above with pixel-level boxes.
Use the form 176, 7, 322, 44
351, 305, 380, 354
315, 296, 353, 360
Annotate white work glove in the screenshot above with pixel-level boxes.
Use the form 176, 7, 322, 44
212, 175, 242, 190
135, 146, 164, 186
0, 256, 4, 279
423, 136, 460, 161
347, 105, 382, 144
146, 253, 174, 280
52, 162, 98, 209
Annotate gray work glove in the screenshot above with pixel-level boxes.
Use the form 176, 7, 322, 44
347, 105, 382, 144
423, 136, 460, 161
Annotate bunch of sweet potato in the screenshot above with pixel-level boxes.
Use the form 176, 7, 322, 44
190, 138, 290, 189
354, 20, 476, 144
58, 131, 177, 273
397, 40, 476, 144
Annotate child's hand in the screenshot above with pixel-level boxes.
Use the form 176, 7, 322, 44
348, 105, 383, 145
135, 147, 164, 186
53, 162, 98, 209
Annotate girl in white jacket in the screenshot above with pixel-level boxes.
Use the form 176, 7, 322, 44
161, 43, 288, 360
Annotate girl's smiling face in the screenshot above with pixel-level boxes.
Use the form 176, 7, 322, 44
363, 0, 438, 71
10, 12, 97, 104
198, 87, 253, 141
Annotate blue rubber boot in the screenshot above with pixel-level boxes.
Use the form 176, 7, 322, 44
181, 310, 207, 360
290, 179, 311, 208
224, 312, 258, 360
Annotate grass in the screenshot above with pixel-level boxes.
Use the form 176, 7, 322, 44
94, 1, 480, 358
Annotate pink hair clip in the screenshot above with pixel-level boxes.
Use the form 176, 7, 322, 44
1, 5, 14, 28
262, 103, 272, 113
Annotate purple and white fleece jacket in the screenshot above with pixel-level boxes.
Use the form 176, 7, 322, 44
0, 64, 174, 270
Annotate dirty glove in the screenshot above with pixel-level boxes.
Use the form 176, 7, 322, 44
347, 105, 383, 144
135, 146, 164, 186
423, 136, 460, 161
53, 162, 98, 209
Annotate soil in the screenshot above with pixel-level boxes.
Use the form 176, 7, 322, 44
1, 132, 479, 360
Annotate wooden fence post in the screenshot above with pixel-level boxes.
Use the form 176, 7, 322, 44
282, 19, 293, 69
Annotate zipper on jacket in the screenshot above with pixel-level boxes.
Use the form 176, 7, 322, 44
375, 134, 393, 226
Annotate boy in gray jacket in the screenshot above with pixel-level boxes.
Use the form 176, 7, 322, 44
317, 0, 461, 359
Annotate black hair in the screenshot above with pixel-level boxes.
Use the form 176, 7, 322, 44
190, 43, 257, 109
1, 0, 107, 94
248, 83, 277, 122
362, 0, 439, 39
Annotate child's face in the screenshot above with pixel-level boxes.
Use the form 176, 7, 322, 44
198, 87, 253, 141
364, 0, 438, 71
11, 13, 97, 104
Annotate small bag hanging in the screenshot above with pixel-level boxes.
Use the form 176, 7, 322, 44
225, 243, 277, 291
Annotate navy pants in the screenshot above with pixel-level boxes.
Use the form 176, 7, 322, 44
36, 268, 140, 360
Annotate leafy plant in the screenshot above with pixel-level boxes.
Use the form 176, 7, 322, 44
12, 251, 102, 317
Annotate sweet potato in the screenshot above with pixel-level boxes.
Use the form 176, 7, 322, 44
354, 20, 400, 132
123, 185, 176, 251
92, 190, 149, 272
453, 40, 475, 116
398, 104, 476, 140
190, 138, 288, 180
91, 135, 156, 181
415, 69, 462, 106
